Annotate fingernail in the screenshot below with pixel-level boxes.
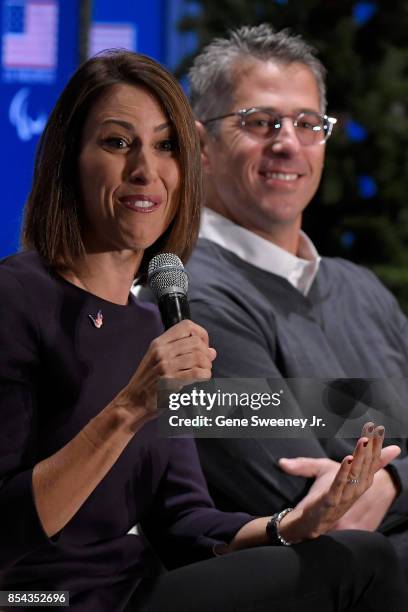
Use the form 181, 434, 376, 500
376, 426, 385, 437
362, 422, 374, 435
348, 458, 353, 464
363, 441, 368, 447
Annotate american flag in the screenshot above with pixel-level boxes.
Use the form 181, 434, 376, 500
2, 0, 58, 70
88, 22, 137, 57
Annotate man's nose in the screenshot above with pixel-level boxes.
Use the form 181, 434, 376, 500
126, 146, 156, 184
269, 118, 301, 155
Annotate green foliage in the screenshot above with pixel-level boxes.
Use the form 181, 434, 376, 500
179, 0, 408, 311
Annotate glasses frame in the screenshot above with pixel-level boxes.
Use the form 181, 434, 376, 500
203, 107, 338, 145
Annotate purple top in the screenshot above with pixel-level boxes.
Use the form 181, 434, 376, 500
0, 251, 252, 611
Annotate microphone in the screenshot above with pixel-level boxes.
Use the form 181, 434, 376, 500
148, 253, 191, 329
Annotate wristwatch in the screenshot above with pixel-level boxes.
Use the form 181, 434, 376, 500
266, 508, 294, 546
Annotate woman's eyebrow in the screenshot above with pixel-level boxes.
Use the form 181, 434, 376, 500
99, 119, 171, 132
155, 121, 171, 132
100, 118, 135, 131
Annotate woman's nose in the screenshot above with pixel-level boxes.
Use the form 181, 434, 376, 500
127, 147, 157, 184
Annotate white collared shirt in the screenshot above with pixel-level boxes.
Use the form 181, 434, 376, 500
199, 208, 321, 296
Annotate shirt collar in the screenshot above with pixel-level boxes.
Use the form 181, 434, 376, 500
199, 207, 321, 296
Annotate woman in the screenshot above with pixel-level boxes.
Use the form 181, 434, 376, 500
0, 51, 404, 611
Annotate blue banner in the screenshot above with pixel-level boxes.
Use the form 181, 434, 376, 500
1, 0, 79, 257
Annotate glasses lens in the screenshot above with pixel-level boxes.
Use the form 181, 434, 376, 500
295, 112, 327, 145
241, 110, 280, 138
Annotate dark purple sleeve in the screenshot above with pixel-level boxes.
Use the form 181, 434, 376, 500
141, 437, 254, 569
0, 269, 52, 570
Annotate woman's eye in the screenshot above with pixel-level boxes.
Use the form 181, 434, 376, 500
102, 137, 129, 150
158, 138, 177, 152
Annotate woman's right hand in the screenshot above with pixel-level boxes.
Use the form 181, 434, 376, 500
32, 320, 215, 537
115, 320, 216, 427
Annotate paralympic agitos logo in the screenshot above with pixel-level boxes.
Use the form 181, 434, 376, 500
9, 87, 47, 142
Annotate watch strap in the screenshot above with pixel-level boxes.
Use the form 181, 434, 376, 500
266, 507, 294, 546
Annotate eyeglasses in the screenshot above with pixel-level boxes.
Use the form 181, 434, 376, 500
202, 107, 337, 146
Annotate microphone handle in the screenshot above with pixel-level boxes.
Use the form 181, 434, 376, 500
158, 292, 191, 330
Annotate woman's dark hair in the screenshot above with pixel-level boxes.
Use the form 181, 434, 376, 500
22, 50, 202, 281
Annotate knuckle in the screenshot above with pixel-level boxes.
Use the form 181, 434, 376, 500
174, 320, 192, 337
190, 321, 209, 343
322, 497, 336, 510
150, 339, 166, 360
185, 320, 197, 334
154, 346, 165, 362
201, 327, 209, 345
195, 346, 208, 361
149, 338, 160, 352
155, 360, 169, 377
189, 347, 203, 365
191, 336, 201, 348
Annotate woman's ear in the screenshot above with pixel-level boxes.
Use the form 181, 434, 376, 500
195, 121, 212, 174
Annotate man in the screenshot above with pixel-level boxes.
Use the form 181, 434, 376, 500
186, 24, 408, 569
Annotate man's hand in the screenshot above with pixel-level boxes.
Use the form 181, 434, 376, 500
279, 425, 400, 532
333, 468, 398, 531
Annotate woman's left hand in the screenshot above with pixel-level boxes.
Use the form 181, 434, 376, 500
205, 422, 400, 555
277, 423, 400, 543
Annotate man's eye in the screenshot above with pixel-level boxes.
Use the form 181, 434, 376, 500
252, 119, 270, 127
246, 118, 270, 128
102, 137, 129, 149
244, 115, 277, 131
298, 122, 314, 130
158, 138, 177, 152
297, 119, 322, 131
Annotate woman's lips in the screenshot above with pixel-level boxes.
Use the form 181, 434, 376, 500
119, 195, 162, 213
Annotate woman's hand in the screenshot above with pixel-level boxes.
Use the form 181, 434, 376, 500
278, 423, 399, 544
114, 320, 216, 428
33, 320, 215, 537
279, 423, 400, 533
226, 423, 393, 554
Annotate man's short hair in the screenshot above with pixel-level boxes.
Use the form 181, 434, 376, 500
189, 23, 327, 128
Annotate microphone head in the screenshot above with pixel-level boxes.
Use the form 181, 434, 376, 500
148, 253, 189, 300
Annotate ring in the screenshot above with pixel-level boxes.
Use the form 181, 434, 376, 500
347, 478, 360, 485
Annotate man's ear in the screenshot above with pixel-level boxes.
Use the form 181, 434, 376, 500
195, 120, 212, 173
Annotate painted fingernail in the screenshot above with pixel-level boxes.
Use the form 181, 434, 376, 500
348, 458, 353, 464
362, 422, 374, 435
363, 441, 368, 447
